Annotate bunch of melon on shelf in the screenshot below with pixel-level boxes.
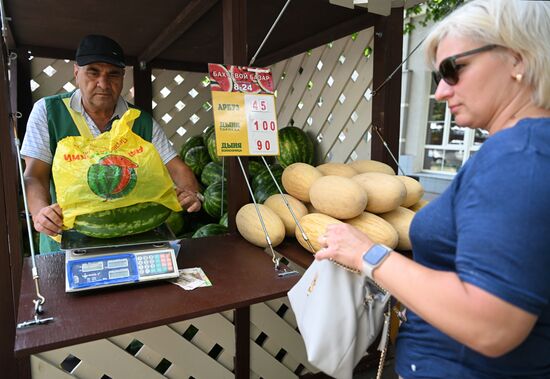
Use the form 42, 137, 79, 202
235, 159, 429, 253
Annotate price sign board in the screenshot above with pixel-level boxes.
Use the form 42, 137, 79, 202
208, 63, 279, 156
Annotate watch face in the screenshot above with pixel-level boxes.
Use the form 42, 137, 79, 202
364, 245, 390, 265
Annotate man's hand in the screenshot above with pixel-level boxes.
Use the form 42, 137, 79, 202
176, 187, 202, 212
32, 203, 63, 236
166, 156, 202, 212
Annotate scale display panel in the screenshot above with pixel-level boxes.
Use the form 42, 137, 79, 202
64, 239, 180, 292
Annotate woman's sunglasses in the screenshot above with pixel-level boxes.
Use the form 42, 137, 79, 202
432, 44, 498, 86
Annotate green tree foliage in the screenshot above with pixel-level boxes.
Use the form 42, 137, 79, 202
404, 0, 465, 34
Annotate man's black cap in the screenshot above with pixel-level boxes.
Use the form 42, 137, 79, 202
75, 34, 125, 68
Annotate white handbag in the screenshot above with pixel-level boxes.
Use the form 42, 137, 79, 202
288, 258, 391, 379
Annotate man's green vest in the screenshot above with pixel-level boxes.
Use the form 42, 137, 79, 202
45, 92, 153, 155
39, 92, 154, 253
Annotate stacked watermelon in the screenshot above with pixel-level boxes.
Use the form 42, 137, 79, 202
170, 128, 228, 239
251, 164, 284, 204
277, 126, 315, 168
169, 125, 315, 239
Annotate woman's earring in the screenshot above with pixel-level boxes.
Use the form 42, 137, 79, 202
515, 73, 523, 82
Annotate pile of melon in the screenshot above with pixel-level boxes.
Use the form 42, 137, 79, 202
235, 160, 428, 253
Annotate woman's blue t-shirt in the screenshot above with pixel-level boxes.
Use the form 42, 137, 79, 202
395, 118, 550, 378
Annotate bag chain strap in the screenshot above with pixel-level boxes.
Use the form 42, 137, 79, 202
375, 302, 392, 379
329, 258, 361, 274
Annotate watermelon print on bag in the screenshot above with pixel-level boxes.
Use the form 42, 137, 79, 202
87, 154, 138, 200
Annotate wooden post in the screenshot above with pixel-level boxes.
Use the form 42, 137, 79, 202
371, 7, 404, 173
0, 39, 27, 379
12, 49, 33, 142
133, 61, 153, 113
222, 0, 251, 377
222, 0, 250, 235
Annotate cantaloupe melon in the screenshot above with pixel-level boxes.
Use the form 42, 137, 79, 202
316, 162, 358, 178
295, 213, 343, 253
379, 206, 415, 251
349, 159, 395, 175
346, 212, 399, 249
281, 163, 323, 202
309, 175, 367, 219
352, 172, 406, 214
264, 194, 308, 236
409, 199, 429, 212
236, 203, 285, 247
395, 176, 424, 207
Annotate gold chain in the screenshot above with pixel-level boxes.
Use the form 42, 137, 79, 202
329, 258, 362, 274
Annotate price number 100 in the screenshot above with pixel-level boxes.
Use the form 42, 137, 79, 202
253, 120, 276, 131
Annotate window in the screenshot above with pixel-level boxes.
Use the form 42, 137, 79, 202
422, 81, 489, 173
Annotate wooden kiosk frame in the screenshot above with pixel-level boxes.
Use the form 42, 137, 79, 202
0, 1, 404, 377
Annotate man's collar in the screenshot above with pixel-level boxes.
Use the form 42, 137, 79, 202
69, 89, 128, 120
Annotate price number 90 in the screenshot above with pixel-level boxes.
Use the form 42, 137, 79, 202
256, 140, 271, 151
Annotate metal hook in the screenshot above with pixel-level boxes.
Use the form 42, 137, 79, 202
33, 299, 44, 315
273, 256, 281, 271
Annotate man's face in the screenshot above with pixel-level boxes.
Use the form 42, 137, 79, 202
74, 62, 124, 114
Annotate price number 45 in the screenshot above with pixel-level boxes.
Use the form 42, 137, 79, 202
251, 99, 268, 112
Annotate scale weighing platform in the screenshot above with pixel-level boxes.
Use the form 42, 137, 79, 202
62, 224, 180, 293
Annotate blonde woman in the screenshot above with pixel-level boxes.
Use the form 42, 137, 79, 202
316, 1, 550, 377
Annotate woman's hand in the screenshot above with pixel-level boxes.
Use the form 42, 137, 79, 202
315, 223, 375, 272
176, 187, 202, 212
32, 203, 63, 236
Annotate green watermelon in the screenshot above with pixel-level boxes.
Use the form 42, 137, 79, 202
192, 223, 228, 238
184, 146, 211, 176
74, 202, 171, 238
206, 132, 222, 164
203, 124, 215, 141
277, 126, 315, 168
183, 209, 217, 234
165, 211, 186, 236
179, 231, 195, 239
219, 212, 228, 227
252, 164, 283, 190
201, 162, 226, 187
203, 181, 228, 218
248, 160, 266, 178
179, 135, 204, 160
252, 164, 284, 203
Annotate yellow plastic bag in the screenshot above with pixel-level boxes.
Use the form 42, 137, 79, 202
52, 108, 181, 230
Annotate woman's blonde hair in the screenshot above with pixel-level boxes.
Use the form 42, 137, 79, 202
425, 0, 550, 109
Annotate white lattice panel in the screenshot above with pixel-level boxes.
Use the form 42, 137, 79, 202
31, 297, 316, 379
29, 57, 135, 104
151, 69, 214, 152
28, 25, 375, 165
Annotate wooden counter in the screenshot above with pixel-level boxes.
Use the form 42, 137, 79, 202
14, 235, 301, 358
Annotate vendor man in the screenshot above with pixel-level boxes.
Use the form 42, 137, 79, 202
21, 34, 201, 253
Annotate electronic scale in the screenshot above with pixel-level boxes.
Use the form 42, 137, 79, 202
62, 224, 180, 293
